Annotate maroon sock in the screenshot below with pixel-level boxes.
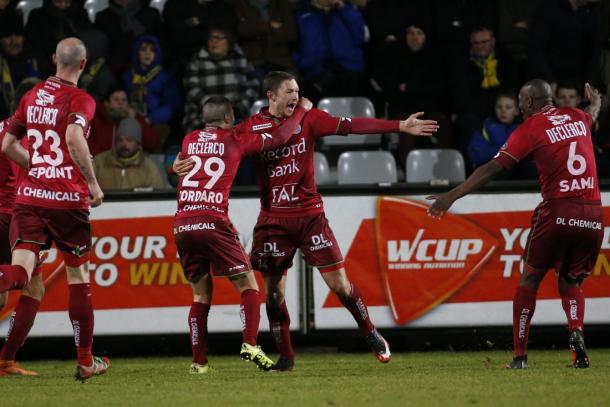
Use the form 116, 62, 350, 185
0, 295, 40, 361
561, 286, 585, 331
240, 289, 260, 346
189, 302, 210, 365
68, 283, 94, 366
339, 283, 375, 335
513, 286, 537, 357
266, 301, 294, 359
0, 265, 28, 291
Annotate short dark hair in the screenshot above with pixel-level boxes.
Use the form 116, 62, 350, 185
202, 96, 233, 124
496, 91, 517, 105
263, 71, 296, 94
556, 82, 582, 96
104, 86, 127, 101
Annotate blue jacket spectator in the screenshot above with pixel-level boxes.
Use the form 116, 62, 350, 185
122, 35, 181, 126
467, 93, 520, 167
294, 1, 366, 76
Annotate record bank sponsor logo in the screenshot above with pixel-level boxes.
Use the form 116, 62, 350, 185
375, 197, 498, 325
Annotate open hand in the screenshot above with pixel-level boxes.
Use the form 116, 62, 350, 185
584, 82, 601, 104
425, 194, 454, 219
400, 112, 439, 136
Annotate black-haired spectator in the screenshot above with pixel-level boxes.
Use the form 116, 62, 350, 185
0, 18, 40, 119
451, 27, 516, 148
231, 0, 297, 76
294, 0, 368, 102
122, 34, 182, 147
89, 87, 160, 156
528, 0, 601, 94
94, 0, 164, 74
163, 0, 238, 78
25, 0, 92, 77
182, 27, 259, 132
363, 0, 433, 45
497, 0, 541, 66
78, 28, 118, 101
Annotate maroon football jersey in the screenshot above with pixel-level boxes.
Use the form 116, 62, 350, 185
7, 77, 96, 210
495, 106, 600, 201
176, 107, 306, 219
239, 108, 348, 217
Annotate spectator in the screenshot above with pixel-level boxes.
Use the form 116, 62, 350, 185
163, 0, 238, 77
467, 92, 520, 168
122, 34, 181, 146
556, 82, 583, 108
0, 18, 40, 120
231, 0, 297, 76
182, 27, 259, 132
363, 0, 433, 46
93, 117, 165, 191
78, 28, 118, 101
94, 0, 164, 73
451, 27, 516, 148
378, 22, 452, 162
25, 0, 92, 77
89, 88, 160, 156
293, 0, 368, 102
528, 0, 601, 93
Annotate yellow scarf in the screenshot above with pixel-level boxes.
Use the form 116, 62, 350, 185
474, 53, 500, 89
131, 65, 162, 117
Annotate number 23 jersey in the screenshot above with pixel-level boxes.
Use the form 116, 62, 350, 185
7, 76, 96, 210
494, 106, 600, 201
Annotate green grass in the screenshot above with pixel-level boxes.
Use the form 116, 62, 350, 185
3, 350, 610, 407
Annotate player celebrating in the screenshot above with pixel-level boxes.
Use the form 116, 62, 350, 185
175, 96, 312, 373
177, 71, 438, 371
427, 79, 603, 369
0, 38, 109, 381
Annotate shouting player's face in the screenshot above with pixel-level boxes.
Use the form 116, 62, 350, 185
269, 79, 299, 117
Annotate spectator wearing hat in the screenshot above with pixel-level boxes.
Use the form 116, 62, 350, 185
93, 117, 165, 191
0, 17, 40, 120
182, 26, 259, 132
377, 21, 452, 163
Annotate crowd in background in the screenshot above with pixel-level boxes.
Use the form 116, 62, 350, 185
1, 0, 609, 190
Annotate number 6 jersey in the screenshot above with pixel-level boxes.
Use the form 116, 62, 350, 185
7, 76, 96, 210
494, 105, 600, 201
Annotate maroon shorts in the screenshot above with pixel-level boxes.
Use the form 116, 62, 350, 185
250, 212, 344, 274
9, 204, 91, 267
173, 215, 252, 281
0, 213, 11, 264
524, 199, 603, 279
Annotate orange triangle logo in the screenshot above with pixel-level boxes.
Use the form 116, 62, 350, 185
375, 197, 498, 324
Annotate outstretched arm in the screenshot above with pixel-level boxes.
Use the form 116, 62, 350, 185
426, 160, 504, 218
314, 112, 439, 137
1, 132, 29, 169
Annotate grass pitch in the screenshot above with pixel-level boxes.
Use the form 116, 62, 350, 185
3, 350, 610, 407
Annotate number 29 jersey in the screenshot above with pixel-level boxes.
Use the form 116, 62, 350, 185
175, 126, 268, 220
494, 106, 600, 201
7, 76, 96, 210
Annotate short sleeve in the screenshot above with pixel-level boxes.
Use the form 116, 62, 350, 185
493, 123, 532, 169
69, 92, 96, 129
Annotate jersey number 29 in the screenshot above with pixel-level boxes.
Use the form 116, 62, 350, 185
183, 156, 226, 189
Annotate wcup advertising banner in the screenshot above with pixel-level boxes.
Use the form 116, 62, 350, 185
315, 193, 610, 329
0, 199, 301, 336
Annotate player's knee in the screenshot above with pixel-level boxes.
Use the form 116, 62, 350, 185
266, 289, 285, 307
329, 280, 351, 300
22, 281, 45, 300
